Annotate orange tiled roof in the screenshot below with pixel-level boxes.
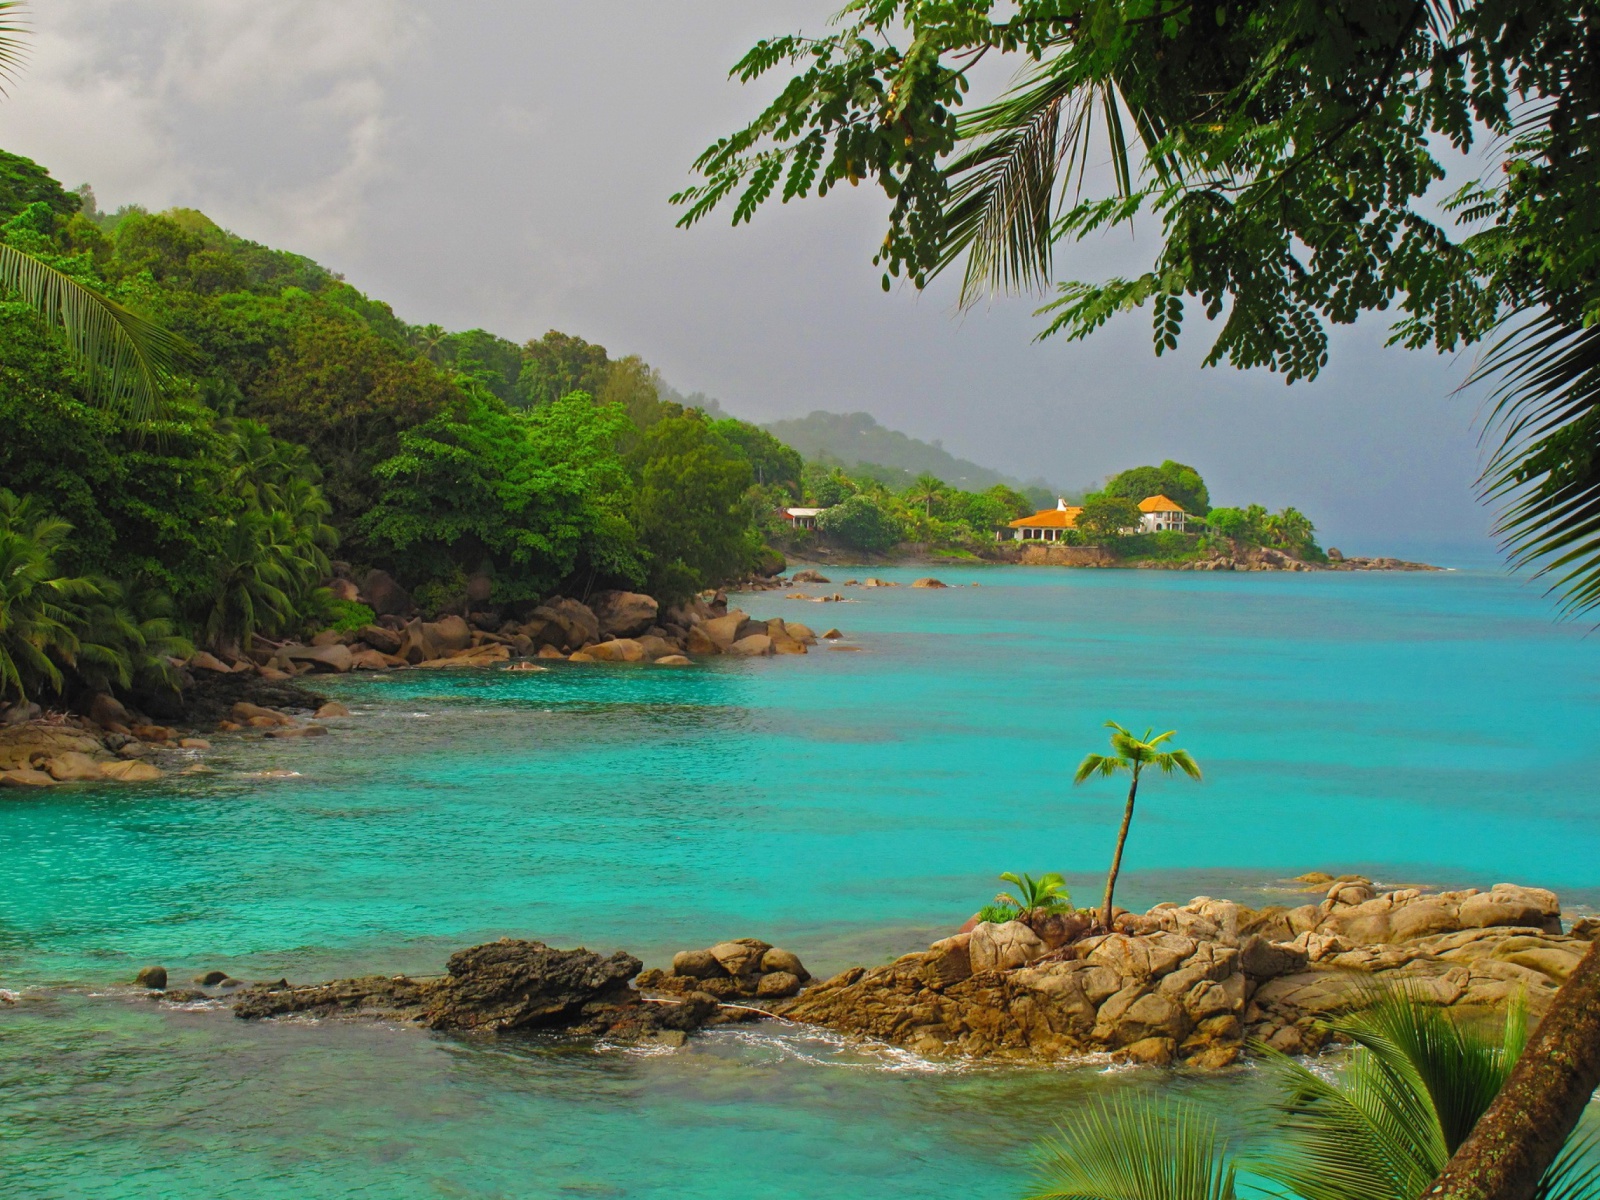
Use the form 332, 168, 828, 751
1138, 494, 1187, 514
1010, 507, 1082, 529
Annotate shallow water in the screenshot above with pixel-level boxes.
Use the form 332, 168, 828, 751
3, 565, 1599, 1197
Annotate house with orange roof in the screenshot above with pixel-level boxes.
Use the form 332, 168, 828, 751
1137, 494, 1188, 533
996, 498, 1083, 542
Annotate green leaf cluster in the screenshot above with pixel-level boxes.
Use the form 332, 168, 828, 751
680, 0, 1600, 611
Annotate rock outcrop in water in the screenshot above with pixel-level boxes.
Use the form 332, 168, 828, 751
771, 880, 1595, 1068
635, 937, 811, 1000
229, 938, 716, 1045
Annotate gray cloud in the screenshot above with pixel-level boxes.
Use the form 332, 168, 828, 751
4, 1, 1499, 557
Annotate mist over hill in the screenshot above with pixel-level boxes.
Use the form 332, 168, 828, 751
760, 410, 1066, 501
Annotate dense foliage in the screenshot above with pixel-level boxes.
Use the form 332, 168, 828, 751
0, 142, 1335, 703
0, 149, 796, 701
678, 0, 1600, 612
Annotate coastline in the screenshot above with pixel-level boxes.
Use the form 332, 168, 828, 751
775, 541, 1442, 574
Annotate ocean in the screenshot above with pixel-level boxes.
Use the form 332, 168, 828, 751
3, 563, 1598, 1197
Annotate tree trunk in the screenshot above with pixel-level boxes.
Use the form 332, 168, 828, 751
1425, 937, 1600, 1200
1099, 772, 1140, 930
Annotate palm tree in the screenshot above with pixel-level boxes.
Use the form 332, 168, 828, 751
907, 472, 947, 518
0, 488, 103, 701
1027, 988, 1600, 1200
0, 4, 187, 421
1074, 721, 1201, 930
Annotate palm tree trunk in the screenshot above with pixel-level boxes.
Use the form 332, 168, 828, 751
1425, 938, 1600, 1200
1100, 771, 1140, 930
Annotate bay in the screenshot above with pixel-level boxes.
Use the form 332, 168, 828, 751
3, 564, 1598, 1198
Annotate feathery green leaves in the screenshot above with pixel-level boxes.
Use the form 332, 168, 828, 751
0, 242, 192, 422
1075, 720, 1203, 784
1028, 1094, 1237, 1200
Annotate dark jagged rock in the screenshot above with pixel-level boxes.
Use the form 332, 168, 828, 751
425, 939, 640, 1032
179, 673, 328, 728
228, 939, 715, 1043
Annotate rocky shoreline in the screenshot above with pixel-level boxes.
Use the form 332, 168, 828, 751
789, 543, 1439, 573
80, 876, 1594, 1072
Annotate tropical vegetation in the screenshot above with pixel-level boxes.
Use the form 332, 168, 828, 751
1029, 988, 1600, 1200
1075, 722, 1202, 930
0, 146, 805, 703
990, 871, 1072, 921
677, 0, 1600, 616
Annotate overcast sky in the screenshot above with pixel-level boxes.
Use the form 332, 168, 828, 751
4, 1, 1507, 559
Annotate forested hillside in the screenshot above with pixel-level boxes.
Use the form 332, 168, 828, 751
762, 410, 1057, 500
0, 146, 1329, 710
0, 147, 796, 694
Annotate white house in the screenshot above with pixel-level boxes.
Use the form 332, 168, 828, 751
781, 507, 824, 531
1138, 495, 1188, 533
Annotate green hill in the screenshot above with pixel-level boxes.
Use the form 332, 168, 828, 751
761, 410, 1061, 500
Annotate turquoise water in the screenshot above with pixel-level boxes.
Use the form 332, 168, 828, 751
3, 565, 1599, 1197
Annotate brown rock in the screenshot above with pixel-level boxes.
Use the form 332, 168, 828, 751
1458, 884, 1562, 933
567, 651, 596, 663
535, 645, 565, 660
924, 934, 973, 985
589, 590, 659, 639
761, 948, 810, 980
1115, 1036, 1176, 1066
634, 635, 679, 659
653, 655, 692, 666
46, 751, 109, 781
528, 598, 600, 651
709, 940, 769, 976
685, 625, 720, 655
135, 965, 168, 990
821, 628, 843, 639
671, 950, 727, 979
314, 702, 352, 718
100, 760, 163, 782
727, 634, 773, 657
0, 767, 58, 787
910, 577, 948, 588
88, 692, 131, 730
1236, 935, 1309, 980
756, 971, 802, 998
422, 615, 472, 654
588, 639, 646, 663
188, 650, 233, 673
280, 643, 353, 674
702, 611, 748, 650
230, 702, 293, 726
969, 920, 1047, 972
784, 622, 818, 644
356, 624, 403, 654
791, 570, 830, 583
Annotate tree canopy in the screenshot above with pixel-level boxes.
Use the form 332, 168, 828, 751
676, 0, 1600, 610
1104, 461, 1209, 515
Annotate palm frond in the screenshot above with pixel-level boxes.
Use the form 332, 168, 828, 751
1472, 306, 1600, 615
0, 243, 193, 422
1255, 985, 1527, 1200
937, 33, 1180, 308
1075, 752, 1125, 782
1028, 1094, 1237, 1200
1538, 1132, 1600, 1200
0, 1, 28, 95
